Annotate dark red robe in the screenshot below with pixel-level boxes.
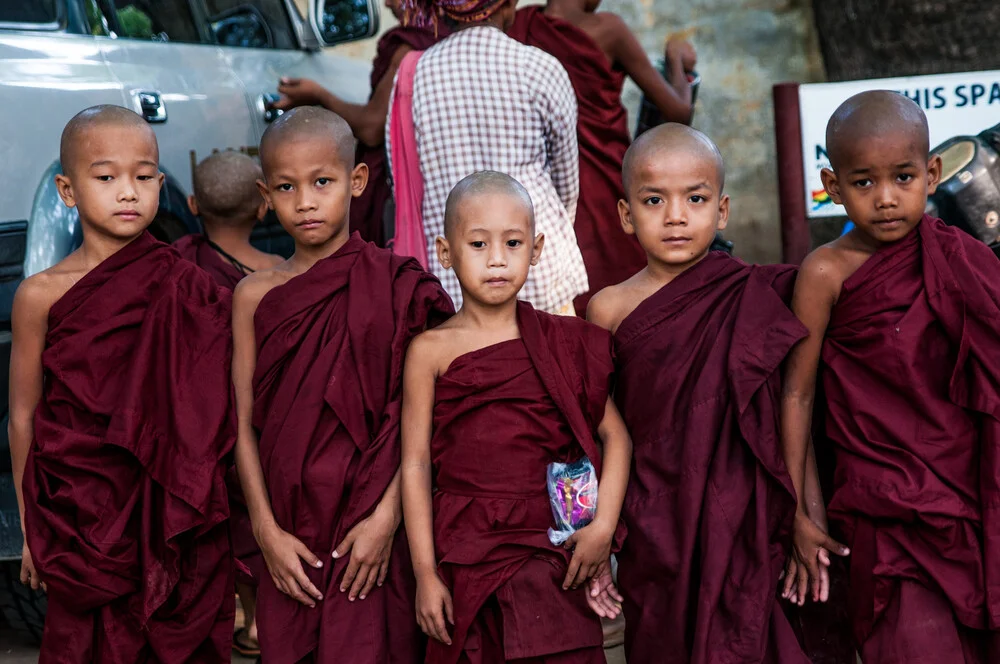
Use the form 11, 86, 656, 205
252, 233, 453, 663
23, 231, 235, 663
822, 216, 1000, 663
352, 26, 441, 246
613, 252, 810, 664
427, 302, 613, 664
173, 232, 244, 291
173, 232, 263, 587
510, 7, 647, 316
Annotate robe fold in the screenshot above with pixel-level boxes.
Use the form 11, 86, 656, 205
353, 26, 440, 246
613, 251, 810, 664
23, 231, 235, 663
173, 232, 262, 585
252, 233, 453, 663
510, 7, 647, 316
822, 216, 1000, 662
427, 302, 613, 664
173, 233, 244, 291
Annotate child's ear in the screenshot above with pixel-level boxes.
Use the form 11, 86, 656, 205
256, 179, 273, 210
820, 168, 842, 205
187, 195, 199, 217
716, 194, 730, 231
54, 173, 76, 209
351, 163, 369, 198
530, 232, 545, 266
255, 198, 268, 222
436, 235, 452, 269
618, 199, 634, 236
926, 153, 943, 196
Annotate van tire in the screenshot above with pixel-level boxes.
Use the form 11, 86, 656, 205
0, 560, 46, 645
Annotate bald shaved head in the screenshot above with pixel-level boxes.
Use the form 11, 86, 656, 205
60, 105, 156, 175
193, 151, 263, 222
826, 90, 929, 172
259, 106, 356, 174
444, 171, 535, 239
623, 123, 725, 195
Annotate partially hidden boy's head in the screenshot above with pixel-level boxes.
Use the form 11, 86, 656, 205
619, 123, 729, 272
56, 105, 164, 240
822, 90, 941, 244
437, 171, 542, 308
257, 106, 367, 249
403, 0, 517, 32
187, 151, 266, 234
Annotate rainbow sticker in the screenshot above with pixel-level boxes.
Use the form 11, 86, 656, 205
811, 188, 832, 211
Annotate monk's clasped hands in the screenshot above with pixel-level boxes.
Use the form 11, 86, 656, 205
333, 502, 400, 602
782, 511, 850, 606
257, 521, 325, 608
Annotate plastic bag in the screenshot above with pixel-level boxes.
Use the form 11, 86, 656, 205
547, 457, 598, 546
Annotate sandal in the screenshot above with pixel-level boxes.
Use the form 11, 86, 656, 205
233, 626, 261, 657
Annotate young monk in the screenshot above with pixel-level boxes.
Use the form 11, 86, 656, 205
510, 0, 696, 316
587, 124, 811, 663
232, 106, 453, 663
781, 90, 1000, 663
401, 170, 632, 663
9, 105, 234, 662
174, 150, 281, 658
272, 0, 446, 245
175, 151, 282, 291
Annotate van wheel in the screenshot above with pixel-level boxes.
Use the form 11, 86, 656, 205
0, 560, 47, 645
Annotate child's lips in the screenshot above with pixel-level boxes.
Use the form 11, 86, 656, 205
297, 219, 324, 229
115, 210, 141, 221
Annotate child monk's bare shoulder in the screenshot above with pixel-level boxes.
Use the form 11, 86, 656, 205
799, 235, 870, 298
588, 272, 654, 333
13, 254, 90, 319
232, 262, 291, 311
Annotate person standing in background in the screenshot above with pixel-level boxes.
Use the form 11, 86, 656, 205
510, 0, 696, 316
273, 0, 446, 246
388, 0, 587, 314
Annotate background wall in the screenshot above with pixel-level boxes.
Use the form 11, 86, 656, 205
331, 0, 825, 263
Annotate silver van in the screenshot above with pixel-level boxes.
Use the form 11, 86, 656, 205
0, 0, 381, 640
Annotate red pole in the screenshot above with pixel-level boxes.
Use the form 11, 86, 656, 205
773, 82, 810, 264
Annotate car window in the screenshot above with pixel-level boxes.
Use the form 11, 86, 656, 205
0, 0, 59, 24
203, 0, 297, 49
104, 0, 202, 43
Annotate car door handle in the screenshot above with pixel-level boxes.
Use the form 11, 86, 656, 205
135, 91, 167, 123
260, 93, 283, 123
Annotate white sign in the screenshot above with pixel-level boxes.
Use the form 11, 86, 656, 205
799, 70, 1000, 218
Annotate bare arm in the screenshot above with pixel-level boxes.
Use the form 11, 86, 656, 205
609, 18, 692, 123
562, 397, 632, 589
232, 277, 324, 607
274, 46, 412, 148
780, 251, 849, 605
401, 335, 453, 645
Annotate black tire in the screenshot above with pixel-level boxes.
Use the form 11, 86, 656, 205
0, 559, 46, 645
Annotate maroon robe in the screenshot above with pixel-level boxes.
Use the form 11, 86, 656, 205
23, 231, 235, 663
822, 216, 1000, 662
173, 232, 263, 586
613, 252, 810, 664
352, 26, 441, 246
510, 7, 647, 316
427, 302, 613, 664
252, 233, 453, 663
173, 232, 244, 291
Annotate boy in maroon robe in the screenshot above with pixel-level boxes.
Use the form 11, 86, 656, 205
273, 0, 444, 245
781, 90, 1000, 663
401, 171, 632, 663
9, 105, 235, 663
509, 0, 696, 316
232, 106, 452, 663
587, 124, 811, 663
174, 151, 282, 291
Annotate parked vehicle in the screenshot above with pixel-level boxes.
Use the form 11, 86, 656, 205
0, 0, 380, 640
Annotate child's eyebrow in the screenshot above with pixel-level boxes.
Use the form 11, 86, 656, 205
685, 182, 713, 193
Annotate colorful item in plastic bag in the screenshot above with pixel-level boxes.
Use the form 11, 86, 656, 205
547, 457, 598, 545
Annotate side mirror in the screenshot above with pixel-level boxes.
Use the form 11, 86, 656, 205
310, 0, 380, 46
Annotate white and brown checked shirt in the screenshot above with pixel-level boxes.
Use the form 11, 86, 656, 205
387, 25, 588, 312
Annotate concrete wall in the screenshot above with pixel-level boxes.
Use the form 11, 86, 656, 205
332, 0, 825, 263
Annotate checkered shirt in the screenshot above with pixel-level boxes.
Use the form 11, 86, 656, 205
387, 25, 587, 311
